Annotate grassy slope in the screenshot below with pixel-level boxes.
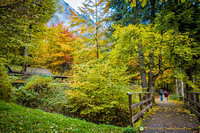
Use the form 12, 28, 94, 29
0, 100, 125, 133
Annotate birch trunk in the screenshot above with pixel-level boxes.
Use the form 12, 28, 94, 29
175, 77, 179, 95
181, 80, 184, 97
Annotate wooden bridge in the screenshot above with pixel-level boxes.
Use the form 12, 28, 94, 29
128, 92, 200, 132
7, 66, 67, 86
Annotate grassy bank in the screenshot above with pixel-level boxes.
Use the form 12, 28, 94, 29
0, 100, 126, 133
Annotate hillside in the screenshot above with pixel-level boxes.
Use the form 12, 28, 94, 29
0, 100, 126, 132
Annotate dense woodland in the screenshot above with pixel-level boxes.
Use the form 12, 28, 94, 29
0, 0, 200, 127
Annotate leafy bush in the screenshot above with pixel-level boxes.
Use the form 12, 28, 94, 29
169, 93, 180, 100
0, 59, 12, 101
13, 75, 68, 114
67, 60, 134, 126
124, 126, 136, 133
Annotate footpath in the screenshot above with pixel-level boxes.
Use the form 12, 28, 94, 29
142, 97, 200, 133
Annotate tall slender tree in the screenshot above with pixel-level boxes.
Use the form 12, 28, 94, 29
69, 0, 110, 60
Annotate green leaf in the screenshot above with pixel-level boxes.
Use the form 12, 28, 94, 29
141, 0, 147, 7
130, 0, 137, 8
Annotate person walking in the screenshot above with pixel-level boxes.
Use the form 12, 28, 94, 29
159, 89, 164, 101
164, 90, 169, 101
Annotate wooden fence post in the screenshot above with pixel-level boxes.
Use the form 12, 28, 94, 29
149, 93, 152, 108
139, 94, 143, 111
139, 94, 143, 118
145, 93, 149, 112
128, 92, 133, 126
186, 93, 189, 109
196, 93, 200, 121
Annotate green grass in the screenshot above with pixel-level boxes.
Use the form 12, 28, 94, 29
0, 100, 127, 133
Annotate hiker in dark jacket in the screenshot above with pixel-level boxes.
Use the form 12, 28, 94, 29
164, 90, 169, 101
159, 89, 163, 101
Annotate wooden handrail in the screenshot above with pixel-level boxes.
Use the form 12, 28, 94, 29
127, 92, 150, 95
132, 103, 152, 123
127, 92, 152, 126
184, 92, 200, 121
186, 92, 200, 94
184, 97, 200, 108
131, 97, 152, 109
185, 104, 200, 117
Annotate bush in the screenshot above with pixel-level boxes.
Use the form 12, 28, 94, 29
0, 60, 12, 101
169, 93, 180, 100
13, 75, 68, 114
67, 60, 134, 126
124, 126, 136, 133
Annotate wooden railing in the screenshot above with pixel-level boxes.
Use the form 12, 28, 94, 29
184, 92, 200, 121
52, 75, 67, 80
127, 92, 152, 126
9, 72, 68, 86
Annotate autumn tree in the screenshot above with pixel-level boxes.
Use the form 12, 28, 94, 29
0, 0, 59, 72
30, 23, 79, 72
69, 0, 111, 60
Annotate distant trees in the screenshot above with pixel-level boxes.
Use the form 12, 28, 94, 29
108, 0, 200, 94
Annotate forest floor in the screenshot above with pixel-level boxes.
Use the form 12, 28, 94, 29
142, 97, 200, 133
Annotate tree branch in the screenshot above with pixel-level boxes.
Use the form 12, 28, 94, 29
0, 0, 26, 9
153, 67, 171, 80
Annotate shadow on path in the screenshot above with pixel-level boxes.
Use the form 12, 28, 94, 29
142, 97, 200, 133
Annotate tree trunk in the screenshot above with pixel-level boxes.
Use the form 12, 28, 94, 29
148, 53, 155, 103
95, 0, 99, 59
22, 43, 28, 74
150, 80, 156, 104
150, 0, 156, 23
138, 44, 147, 90
22, 24, 31, 74
175, 77, 179, 95
186, 68, 194, 91
181, 80, 184, 97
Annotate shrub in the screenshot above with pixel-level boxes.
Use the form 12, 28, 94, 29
13, 75, 68, 114
67, 60, 134, 126
0, 59, 12, 101
124, 126, 136, 133
169, 93, 180, 100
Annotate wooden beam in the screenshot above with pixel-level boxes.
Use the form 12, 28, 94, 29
185, 104, 200, 117
139, 94, 143, 111
52, 75, 68, 79
128, 94, 133, 126
187, 92, 200, 95
131, 98, 152, 109
128, 92, 150, 95
184, 97, 200, 108
132, 103, 152, 123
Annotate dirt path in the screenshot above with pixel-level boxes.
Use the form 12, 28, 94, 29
142, 98, 200, 133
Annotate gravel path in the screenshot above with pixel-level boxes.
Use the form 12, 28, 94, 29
142, 98, 200, 133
